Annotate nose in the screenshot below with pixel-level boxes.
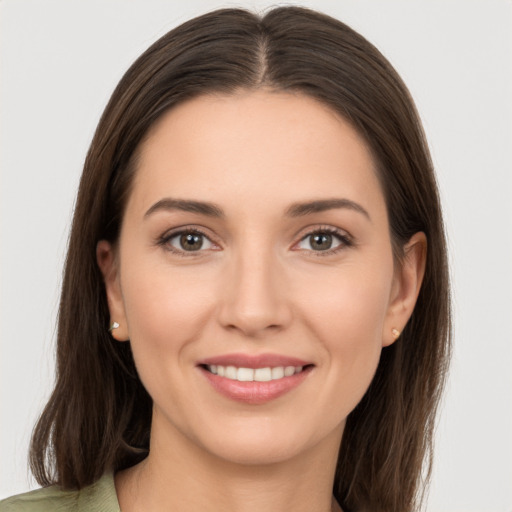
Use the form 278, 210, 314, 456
217, 246, 292, 338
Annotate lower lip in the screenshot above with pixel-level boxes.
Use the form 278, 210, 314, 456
199, 366, 313, 405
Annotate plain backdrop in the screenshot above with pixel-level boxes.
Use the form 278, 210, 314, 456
1, 1, 511, 510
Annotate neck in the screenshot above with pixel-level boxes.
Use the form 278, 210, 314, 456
115, 412, 343, 512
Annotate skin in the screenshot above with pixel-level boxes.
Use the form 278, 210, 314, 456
97, 90, 426, 512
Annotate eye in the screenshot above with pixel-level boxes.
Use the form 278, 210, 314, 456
164, 230, 215, 253
295, 229, 351, 253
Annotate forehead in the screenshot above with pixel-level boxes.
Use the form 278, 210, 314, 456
129, 90, 385, 217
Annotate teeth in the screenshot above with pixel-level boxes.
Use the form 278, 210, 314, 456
237, 367, 254, 381
284, 366, 296, 377
271, 367, 284, 379
206, 364, 304, 382
225, 366, 237, 379
254, 367, 272, 382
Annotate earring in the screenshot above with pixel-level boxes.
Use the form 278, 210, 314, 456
109, 321, 120, 332
391, 328, 400, 338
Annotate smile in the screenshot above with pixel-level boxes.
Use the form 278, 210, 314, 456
206, 365, 304, 382
198, 354, 313, 404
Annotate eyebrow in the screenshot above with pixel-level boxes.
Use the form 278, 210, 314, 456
285, 198, 371, 220
144, 197, 370, 221
144, 198, 224, 218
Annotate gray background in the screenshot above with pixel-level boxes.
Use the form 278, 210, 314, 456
1, 1, 511, 510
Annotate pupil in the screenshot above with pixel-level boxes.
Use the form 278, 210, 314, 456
311, 233, 332, 250
180, 233, 202, 251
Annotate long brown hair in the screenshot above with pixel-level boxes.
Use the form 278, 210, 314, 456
30, 7, 451, 512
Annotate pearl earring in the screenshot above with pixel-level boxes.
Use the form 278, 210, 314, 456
109, 321, 120, 332
391, 328, 400, 338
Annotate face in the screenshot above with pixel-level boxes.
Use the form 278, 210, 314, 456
98, 90, 423, 467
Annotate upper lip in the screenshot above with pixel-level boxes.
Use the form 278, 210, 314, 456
198, 353, 312, 369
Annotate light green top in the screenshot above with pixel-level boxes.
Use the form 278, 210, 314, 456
0, 473, 120, 512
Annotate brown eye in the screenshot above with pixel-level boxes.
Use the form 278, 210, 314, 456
179, 233, 204, 251
310, 233, 333, 251
166, 231, 214, 252
296, 230, 349, 253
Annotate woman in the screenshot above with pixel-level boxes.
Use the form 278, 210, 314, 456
0, 6, 450, 512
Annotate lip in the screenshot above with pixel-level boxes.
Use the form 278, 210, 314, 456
197, 353, 314, 405
198, 353, 310, 368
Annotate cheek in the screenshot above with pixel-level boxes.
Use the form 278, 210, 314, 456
300, 260, 392, 341
120, 261, 216, 360
119, 261, 221, 418
296, 262, 392, 403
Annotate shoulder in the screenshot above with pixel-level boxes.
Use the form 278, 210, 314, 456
0, 473, 120, 512
0, 485, 79, 512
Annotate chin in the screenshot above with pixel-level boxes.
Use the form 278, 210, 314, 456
192, 417, 344, 468
206, 435, 309, 467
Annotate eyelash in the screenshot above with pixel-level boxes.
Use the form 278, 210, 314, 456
293, 226, 353, 257
157, 227, 218, 257
156, 226, 353, 257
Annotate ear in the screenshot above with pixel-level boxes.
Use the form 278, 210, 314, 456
96, 240, 129, 341
383, 232, 427, 347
